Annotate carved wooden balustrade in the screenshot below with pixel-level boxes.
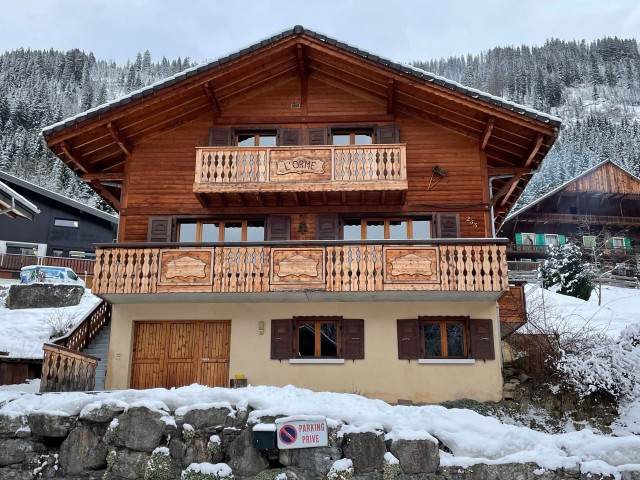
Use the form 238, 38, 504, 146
40, 344, 99, 393
52, 300, 112, 351
194, 145, 407, 193
92, 240, 508, 296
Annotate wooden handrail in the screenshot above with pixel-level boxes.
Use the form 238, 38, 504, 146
516, 212, 640, 226
40, 343, 99, 392
52, 300, 112, 352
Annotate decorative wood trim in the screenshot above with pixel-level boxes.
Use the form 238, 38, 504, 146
203, 81, 222, 116
61, 141, 94, 173
107, 122, 133, 156
296, 44, 307, 81
387, 79, 395, 114
524, 134, 544, 167
213, 114, 395, 125
90, 180, 121, 210
499, 174, 523, 208
480, 117, 495, 150
491, 174, 522, 207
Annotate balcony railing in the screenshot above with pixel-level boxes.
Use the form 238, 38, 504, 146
517, 212, 640, 226
92, 240, 508, 297
194, 145, 407, 194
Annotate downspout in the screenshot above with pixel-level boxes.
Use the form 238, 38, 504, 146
488, 175, 513, 238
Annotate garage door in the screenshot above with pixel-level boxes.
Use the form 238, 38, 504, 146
131, 320, 230, 389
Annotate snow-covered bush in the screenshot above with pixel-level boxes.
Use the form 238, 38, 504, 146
181, 462, 234, 480
43, 308, 78, 338
327, 459, 354, 480
144, 447, 173, 480
540, 243, 594, 300
557, 323, 640, 402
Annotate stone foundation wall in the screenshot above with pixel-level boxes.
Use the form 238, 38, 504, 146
0, 405, 636, 480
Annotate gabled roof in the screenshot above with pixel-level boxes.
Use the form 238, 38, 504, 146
0, 171, 118, 224
504, 160, 640, 222
0, 180, 40, 220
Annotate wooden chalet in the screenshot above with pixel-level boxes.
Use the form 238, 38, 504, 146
42, 26, 560, 402
501, 160, 640, 276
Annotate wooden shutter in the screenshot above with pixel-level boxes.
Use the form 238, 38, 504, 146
271, 320, 293, 360
208, 127, 231, 146
624, 237, 631, 249
278, 128, 302, 146
316, 215, 341, 240
436, 213, 460, 238
307, 128, 328, 145
376, 124, 399, 144
535, 234, 546, 246
267, 216, 291, 241
469, 319, 495, 360
341, 319, 364, 360
397, 319, 420, 360
147, 216, 174, 242
515, 233, 523, 245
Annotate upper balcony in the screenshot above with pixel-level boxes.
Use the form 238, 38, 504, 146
193, 145, 407, 207
92, 239, 508, 303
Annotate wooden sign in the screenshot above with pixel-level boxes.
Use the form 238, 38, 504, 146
158, 250, 213, 287
269, 149, 331, 181
383, 247, 439, 284
276, 157, 325, 175
270, 248, 325, 288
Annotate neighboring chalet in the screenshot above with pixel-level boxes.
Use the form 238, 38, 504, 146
0, 179, 40, 220
41, 27, 560, 403
0, 171, 118, 260
500, 160, 640, 275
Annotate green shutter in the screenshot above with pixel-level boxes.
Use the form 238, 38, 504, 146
583, 236, 596, 248
515, 233, 523, 245
535, 234, 546, 246
624, 237, 631, 249
558, 235, 566, 245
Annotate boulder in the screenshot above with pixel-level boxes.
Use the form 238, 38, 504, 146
80, 402, 126, 424
7, 284, 84, 309
0, 467, 35, 480
27, 412, 72, 438
280, 446, 343, 475
59, 423, 108, 475
0, 415, 26, 437
389, 438, 439, 474
0, 438, 35, 466
226, 427, 269, 477
111, 407, 167, 453
343, 432, 386, 474
108, 449, 150, 480
175, 406, 231, 432
169, 437, 211, 469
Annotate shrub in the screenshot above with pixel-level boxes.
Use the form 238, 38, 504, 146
43, 308, 78, 338
540, 243, 594, 300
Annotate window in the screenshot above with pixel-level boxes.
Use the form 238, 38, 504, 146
331, 128, 373, 146
178, 220, 265, 242
235, 131, 277, 147
611, 237, 625, 249
67, 270, 78, 281
54, 219, 79, 228
397, 317, 494, 360
343, 218, 432, 240
545, 234, 559, 246
52, 249, 63, 257
521, 233, 535, 246
271, 317, 364, 361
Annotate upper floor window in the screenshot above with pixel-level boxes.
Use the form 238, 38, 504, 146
236, 131, 277, 147
331, 128, 374, 146
343, 218, 432, 240
178, 220, 265, 242
54, 218, 79, 228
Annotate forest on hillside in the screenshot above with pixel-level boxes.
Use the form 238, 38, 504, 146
1, 37, 639, 212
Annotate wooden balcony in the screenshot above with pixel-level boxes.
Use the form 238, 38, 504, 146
92, 240, 508, 302
193, 145, 407, 207
517, 212, 640, 226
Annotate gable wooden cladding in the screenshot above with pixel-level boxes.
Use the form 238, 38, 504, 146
498, 283, 527, 339
564, 162, 640, 195
131, 320, 230, 389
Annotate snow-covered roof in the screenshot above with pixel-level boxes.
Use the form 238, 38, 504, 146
0, 171, 118, 224
0, 180, 40, 219
41, 26, 561, 137
504, 159, 640, 222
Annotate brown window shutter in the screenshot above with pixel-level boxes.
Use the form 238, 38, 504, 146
271, 319, 293, 360
208, 127, 231, 146
278, 128, 302, 146
316, 215, 341, 240
375, 124, 399, 144
436, 213, 460, 238
267, 216, 291, 241
469, 319, 495, 360
307, 128, 328, 145
341, 319, 364, 360
147, 216, 174, 242
397, 319, 421, 359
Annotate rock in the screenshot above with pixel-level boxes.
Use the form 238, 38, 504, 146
0, 467, 34, 480
108, 448, 150, 480
503, 383, 517, 391
234, 408, 250, 429
169, 437, 211, 469
389, 438, 439, 474
622, 472, 640, 480
176, 406, 231, 432
226, 427, 269, 476
280, 446, 342, 475
59, 423, 108, 475
518, 373, 532, 384
0, 438, 35, 466
80, 402, 126, 423
343, 432, 386, 474
221, 427, 242, 446
27, 412, 72, 438
112, 407, 167, 453
7, 284, 84, 309
0, 415, 26, 437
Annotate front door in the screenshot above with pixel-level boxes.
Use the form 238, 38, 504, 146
131, 320, 230, 389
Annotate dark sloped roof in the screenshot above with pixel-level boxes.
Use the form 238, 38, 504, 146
42, 25, 561, 137
0, 180, 40, 219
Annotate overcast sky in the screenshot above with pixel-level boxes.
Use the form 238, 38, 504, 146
2, 0, 639, 65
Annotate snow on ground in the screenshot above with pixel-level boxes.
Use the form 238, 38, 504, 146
0, 384, 639, 478
0, 280, 101, 358
0, 378, 40, 393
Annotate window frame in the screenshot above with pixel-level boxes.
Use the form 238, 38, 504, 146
330, 127, 374, 145
234, 129, 278, 147
545, 234, 559, 246
611, 236, 625, 249
295, 318, 339, 359
54, 218, 80, 228
422, 319, 468, 359
342, 217, 432, 240
177, 219, 266, 242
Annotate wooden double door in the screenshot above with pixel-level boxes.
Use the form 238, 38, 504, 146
131, 320, 230, 389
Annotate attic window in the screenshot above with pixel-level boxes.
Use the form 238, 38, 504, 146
54, 218, 79, 228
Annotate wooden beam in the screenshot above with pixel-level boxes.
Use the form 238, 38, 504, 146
488, 167, 533, 175
217, 193, 227, 207
491, 174, 523, 207
296, 44, 307, 81
81, 173, 124, 182
107, 122, 133, 156
524, 134, 544, 167
480, 117, 495, 150
214, 113, 395, 125
292, 192, 300, 206
387, 79, 395, 114
195, 192, 208, 208
90, 180, 121, 210
203, 81, 222, 116
60, 141, 94, 173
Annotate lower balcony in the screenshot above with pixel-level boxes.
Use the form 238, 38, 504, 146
93, 240, 508, 302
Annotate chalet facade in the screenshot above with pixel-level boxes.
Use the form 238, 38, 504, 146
500, 160, 640, 275
42, 27, 559, 403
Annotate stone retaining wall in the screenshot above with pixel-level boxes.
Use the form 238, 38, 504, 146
0, 405, 637, 480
